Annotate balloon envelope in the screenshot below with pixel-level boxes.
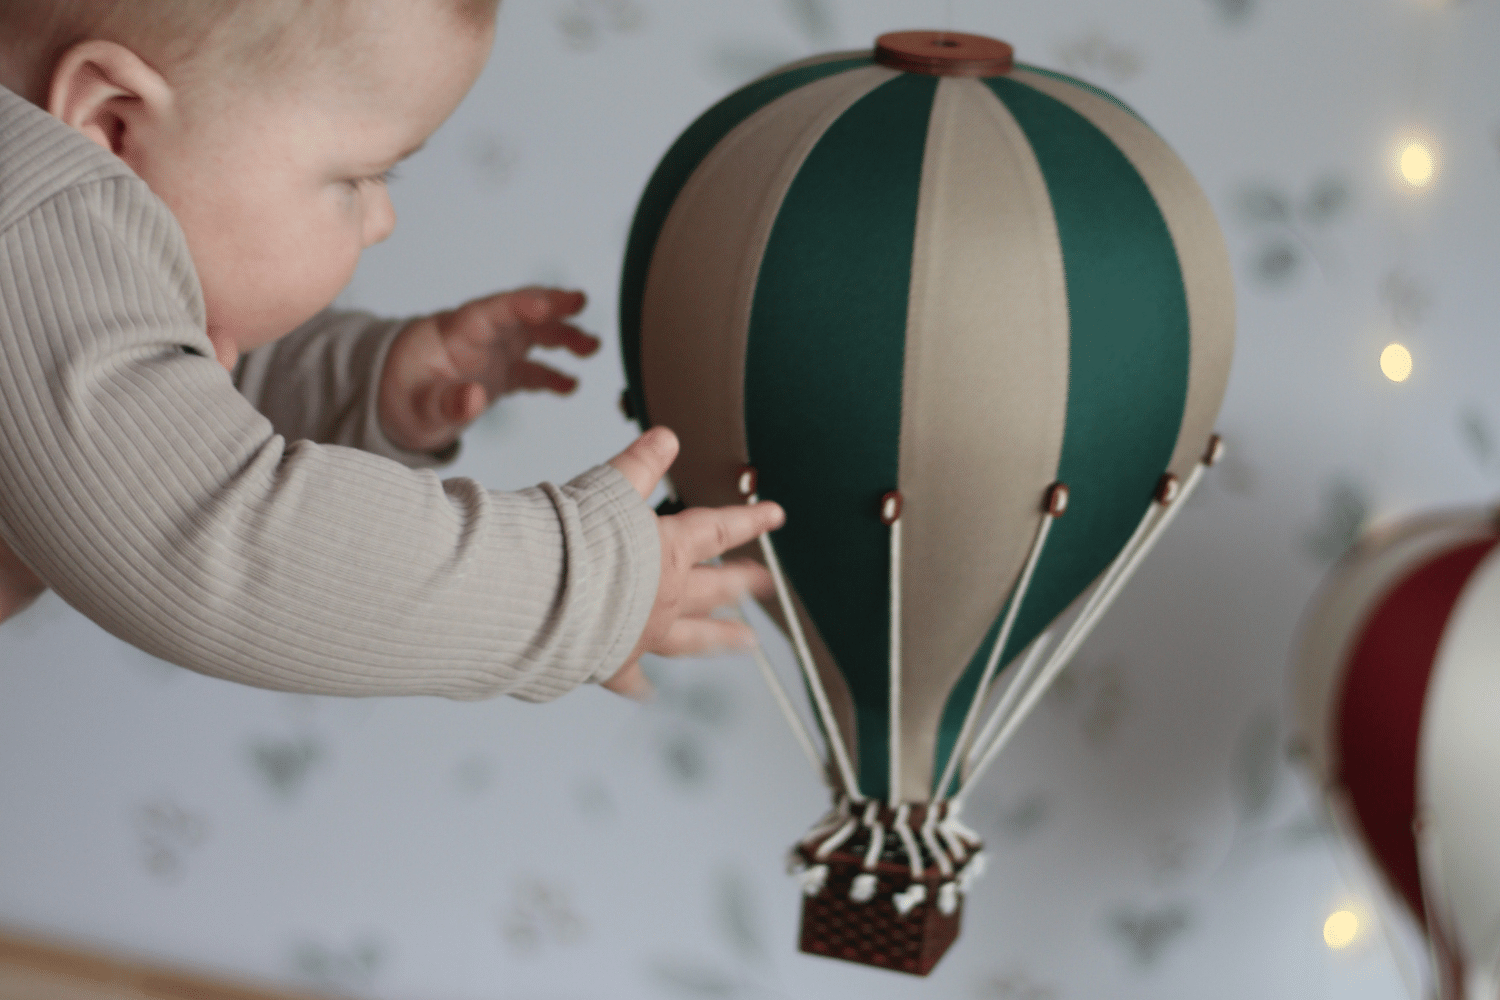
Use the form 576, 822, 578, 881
1294, 507, 1500, 998
619, 44, 1233, 805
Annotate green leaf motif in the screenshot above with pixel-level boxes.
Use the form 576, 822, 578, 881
1206, 0, 1256, 23
1253, 241, 1299, 284
714, 867, 766, 962
976, 970, 1061, 1000
1302, 477, 1370, 564
1233, 709, 1280, 823
649, 958, 743, 998
1301, 175, 1352, 224
1109, 905, 1192, 966
1237, 185, 1290, 223
248, 736, 325, 800
290, 935, 386, 988
1460, 406, 1495, 467
783, 0, 836, 46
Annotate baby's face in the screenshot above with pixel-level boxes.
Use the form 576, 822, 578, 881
136, 4, 494, 367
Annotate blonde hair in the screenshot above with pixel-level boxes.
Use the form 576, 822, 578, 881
0, 0, 499, 98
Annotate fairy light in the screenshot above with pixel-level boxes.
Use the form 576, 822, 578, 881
1324, 909, 1359, 949
1398, 141, 1435, 188
1380, 343, 1413, 383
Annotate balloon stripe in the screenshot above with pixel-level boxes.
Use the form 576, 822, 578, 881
1294, 508, 1496, 783
1415, 543, 1500, 964
1012, 69, 1235, 487
745, 73, 940, 802
1012, 62, 1147, 123
1338, 539, 1496, 923
619, 55, 872, 429
980, 76, 1191, 681
640, 65, 901, 511
897, 78, 1071, 802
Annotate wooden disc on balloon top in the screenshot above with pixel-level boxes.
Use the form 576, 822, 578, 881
874, 30, 1014, 77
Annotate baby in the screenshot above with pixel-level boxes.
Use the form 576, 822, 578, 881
0, 0, 782, 701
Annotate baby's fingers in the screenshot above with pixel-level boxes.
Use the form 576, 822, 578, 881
678, 561, 773, 618
653, 616, 758, 658
670, 502, 785, 565
602, 661, 653, 701
513, 360, 580, 395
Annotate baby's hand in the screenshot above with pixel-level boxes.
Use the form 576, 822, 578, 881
602, 428, 784, 700
378, 287, 600, 454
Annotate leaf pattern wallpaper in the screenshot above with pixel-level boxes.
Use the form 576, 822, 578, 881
3, 1, 1499, 998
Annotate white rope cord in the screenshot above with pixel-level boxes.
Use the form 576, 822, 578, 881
813, 816, 860, 860
920, 805, 954, 878
861, 802, 886, 870
963, 630, 1054, 776
888, 514, 903, 806
932, 511, 1057, 801
734, 601, 825, 778
935, 805, 970, 862
893, 803, 924, 879
799, 797, 851, 846
754, 508, 865, 802
959, 486, 1151, 777
957, 463, 1208, 798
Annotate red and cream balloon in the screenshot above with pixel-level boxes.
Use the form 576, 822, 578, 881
1294, 506, 1500, 999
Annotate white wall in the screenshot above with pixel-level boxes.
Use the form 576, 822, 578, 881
3, 1, 1498, 997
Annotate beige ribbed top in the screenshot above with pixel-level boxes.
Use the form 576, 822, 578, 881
0, 86, 660, 702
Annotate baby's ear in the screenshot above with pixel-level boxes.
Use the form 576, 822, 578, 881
47, 40, 172, 159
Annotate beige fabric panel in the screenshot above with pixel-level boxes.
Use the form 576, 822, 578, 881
1291, 509, 1495, 784
639, 64, 899, 511
1011, 70, 1235, 482
894, 78, 1071, 801
1419, 543, 1500, 969
639, 67, 898, 788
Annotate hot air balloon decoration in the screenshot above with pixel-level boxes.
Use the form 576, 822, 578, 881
1294, 506, 1500, 999
620, 30, 1234, 975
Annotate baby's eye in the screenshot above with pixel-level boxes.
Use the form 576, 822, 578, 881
346, 167, 399, 191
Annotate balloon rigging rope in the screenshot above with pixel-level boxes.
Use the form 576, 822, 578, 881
959, 493, 1159, 782
959, 629, 1053, 784
740, 611, 826, 779
755, 501, 865, 802
957, 460, 1210, 800
889, 516, 903, 806
932, 510, 1056, 801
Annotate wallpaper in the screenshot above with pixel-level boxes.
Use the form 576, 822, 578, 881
2, 1, 1498, 998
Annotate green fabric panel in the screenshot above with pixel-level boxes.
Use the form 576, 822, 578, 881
1012, 63, 1149, 125
618, 56, 872, 430
931, 76, 1191, 797
744, 74, 939, 802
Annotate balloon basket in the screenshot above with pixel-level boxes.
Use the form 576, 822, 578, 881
797, 848, 962, 976
790, 803, 983, 977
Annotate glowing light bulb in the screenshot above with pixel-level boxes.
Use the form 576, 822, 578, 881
1324, 909, 1359, 949
1381, 343, 1413, 383
1399, 142, 1435, 187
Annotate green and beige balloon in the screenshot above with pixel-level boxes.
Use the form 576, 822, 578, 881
621, 31, 1233, 820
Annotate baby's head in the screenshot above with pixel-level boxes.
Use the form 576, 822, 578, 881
0, 0, 498, 368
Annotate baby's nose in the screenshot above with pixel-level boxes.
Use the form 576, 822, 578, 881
364, 191, 397, 247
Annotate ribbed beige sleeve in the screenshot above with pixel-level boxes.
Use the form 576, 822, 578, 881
0, 88, 660, 702
233, 309, 459, 470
